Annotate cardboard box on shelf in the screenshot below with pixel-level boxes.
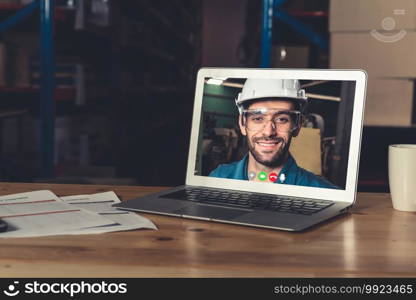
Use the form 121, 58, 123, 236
13, 47, 31, 87
272, 45, 309, 68
330, 31, 416, 78
330, 0, 416, 32
4, 33, 38, 87
364, 78, 415, 126
291, 127, 322, 175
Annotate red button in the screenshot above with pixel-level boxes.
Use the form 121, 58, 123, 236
268, 172, 278, 182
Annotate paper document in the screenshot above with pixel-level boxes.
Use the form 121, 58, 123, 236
60, 191, 157, 233
0, 190, 115, 238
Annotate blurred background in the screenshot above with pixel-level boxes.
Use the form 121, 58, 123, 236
0, 0, 414, 192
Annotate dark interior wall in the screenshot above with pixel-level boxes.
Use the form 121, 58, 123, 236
201, 0, 248, 67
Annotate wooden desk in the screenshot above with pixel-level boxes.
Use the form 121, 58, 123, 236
0, 182, 413, 278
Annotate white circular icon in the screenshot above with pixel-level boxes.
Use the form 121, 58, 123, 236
382, 17, 396, 31
3, 281, 20, 297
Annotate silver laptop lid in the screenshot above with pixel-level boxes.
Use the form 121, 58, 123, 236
185, 68, 367, 204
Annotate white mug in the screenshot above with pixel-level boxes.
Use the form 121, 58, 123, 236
388, 144, 416, 211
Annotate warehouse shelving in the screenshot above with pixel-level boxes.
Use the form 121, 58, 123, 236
260, 0, 329, 67
0, 0, 201, 185
0, 0, 71, 178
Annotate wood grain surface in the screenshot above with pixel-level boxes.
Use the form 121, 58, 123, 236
0, 182, 413, 278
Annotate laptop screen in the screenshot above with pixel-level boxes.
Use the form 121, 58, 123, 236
193, 77, 357, 191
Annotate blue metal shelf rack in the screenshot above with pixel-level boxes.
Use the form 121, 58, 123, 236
0, 0, 55, 178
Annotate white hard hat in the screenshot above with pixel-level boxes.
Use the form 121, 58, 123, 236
235, 78, 308, 114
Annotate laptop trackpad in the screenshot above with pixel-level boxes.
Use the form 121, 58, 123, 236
175, 205, 248, 220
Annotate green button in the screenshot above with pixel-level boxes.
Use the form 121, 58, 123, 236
258, 171, 267, 181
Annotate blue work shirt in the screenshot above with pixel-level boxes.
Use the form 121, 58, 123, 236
209, 154, 339, 189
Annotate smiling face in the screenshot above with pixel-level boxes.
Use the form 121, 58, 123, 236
239, 99, 299, 168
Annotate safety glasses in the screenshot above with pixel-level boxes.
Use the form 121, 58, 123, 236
242, 108, 301, 133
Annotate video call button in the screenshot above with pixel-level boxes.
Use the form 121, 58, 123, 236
258, 171, 267, 181
268, 172, 278, 182
248, 171, 256, 180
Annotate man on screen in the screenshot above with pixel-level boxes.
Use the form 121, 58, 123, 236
209, 78, 338, 189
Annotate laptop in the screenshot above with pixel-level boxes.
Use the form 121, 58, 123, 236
114, 68, 367, 231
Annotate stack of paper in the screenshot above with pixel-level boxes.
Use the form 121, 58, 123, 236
0, 190, 156, 238
60, 191, 156, 234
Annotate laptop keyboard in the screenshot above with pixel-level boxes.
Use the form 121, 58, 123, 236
160, 187, 334, 216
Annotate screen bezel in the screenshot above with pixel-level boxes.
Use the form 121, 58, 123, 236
186, 68, 367, 204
